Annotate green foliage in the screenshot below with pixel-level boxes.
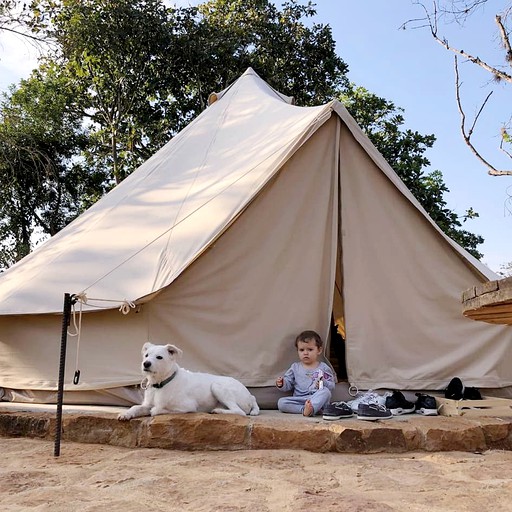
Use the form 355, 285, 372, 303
28, 0, 347, 182
0, 65, 101, 267
195, 0, 348, 106
32, 0, 180, 183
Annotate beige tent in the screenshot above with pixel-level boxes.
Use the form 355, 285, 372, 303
0, 68, 510, 407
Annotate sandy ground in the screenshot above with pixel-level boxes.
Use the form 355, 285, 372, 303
1, 437, 512, 512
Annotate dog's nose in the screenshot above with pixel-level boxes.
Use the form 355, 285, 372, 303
143, 361, 152, 369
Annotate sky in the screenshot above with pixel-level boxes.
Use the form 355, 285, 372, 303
0, 0, 510, 273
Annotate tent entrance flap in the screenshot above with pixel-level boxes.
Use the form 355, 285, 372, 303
328, 192, 347, 381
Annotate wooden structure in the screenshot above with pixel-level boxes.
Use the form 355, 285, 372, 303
436, 395, 512, 417
462, 276, 512, 325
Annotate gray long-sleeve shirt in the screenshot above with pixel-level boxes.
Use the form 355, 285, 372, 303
280, 362, 335, 397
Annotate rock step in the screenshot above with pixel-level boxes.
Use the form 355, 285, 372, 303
1, 410, 512, 453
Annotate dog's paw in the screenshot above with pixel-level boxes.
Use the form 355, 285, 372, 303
117, 412, 132, 421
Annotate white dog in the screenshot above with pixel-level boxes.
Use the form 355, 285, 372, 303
118, 342, 260, 420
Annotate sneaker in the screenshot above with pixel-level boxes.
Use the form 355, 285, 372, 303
463, 387, 482, 400
445, 377, 464, 400
322, 401, 354, 420
347, 390, 387, 412
385, 390, 415, 415
357, 402, 392, 421
415, 393, 438, 416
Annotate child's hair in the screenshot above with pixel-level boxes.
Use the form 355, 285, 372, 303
295, 330, 323, 348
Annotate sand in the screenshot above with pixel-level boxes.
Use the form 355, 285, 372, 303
1, 437, 512, 511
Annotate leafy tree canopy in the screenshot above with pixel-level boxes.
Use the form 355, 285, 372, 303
0, 63, 99, 266
0, 0, 485, 267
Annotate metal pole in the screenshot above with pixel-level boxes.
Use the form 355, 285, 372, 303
54, 293, 74, 457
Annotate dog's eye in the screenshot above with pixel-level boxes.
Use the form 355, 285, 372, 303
156, 356, 163, 360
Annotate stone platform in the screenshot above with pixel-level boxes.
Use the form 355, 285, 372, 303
1, 403, 512, 453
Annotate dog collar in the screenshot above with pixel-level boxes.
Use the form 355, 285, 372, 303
152, 370, 178, 389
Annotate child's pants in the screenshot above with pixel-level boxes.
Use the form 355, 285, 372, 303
277, 388, 332, 415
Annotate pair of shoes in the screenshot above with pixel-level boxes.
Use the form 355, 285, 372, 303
347, 390, 386, 413
445, 377, 482, 400
415, 393, 438, 416
357, 402, 392, 421
385, 390, 415, 415
322, 401, 354, 420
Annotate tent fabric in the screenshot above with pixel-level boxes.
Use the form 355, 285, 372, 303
337, 122, 511, 389
0, 69, 331, 315
0, 67, 510, 401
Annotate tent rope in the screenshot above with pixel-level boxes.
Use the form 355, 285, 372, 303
67, 298, 83, 384
74, 293, 136, 315
64, 294, 136, 386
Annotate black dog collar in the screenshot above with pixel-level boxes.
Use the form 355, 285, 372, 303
152, 370, 178, 389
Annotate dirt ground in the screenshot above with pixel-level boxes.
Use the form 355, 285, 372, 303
1, 437, 512, 512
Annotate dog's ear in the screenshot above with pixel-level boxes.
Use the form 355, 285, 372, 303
142, 342, 152, 355
166, 344, 183, 358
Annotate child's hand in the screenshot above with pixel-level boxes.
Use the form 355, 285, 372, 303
276, 377, 284, 388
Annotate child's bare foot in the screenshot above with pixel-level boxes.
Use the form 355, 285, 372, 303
303, 400, 314, 417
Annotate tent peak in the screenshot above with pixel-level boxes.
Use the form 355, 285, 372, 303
208, 68, 295, 106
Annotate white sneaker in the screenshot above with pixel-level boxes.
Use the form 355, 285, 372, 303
347, 390, 388, 412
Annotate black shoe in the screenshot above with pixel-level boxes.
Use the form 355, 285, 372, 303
322, 401, 354, 420
415, 393, 438, 416
357, 402, 392, 421
385, 390, 416, 415
445, 377, 464, 400
463, 387, 482, 400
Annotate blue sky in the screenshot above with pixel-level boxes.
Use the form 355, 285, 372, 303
0, 0, 510, 272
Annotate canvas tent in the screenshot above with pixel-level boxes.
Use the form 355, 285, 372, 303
0, 68, 511, 407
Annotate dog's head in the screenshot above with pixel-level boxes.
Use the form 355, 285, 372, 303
140, 342, 183, 382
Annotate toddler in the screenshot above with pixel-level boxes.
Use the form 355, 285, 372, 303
276, 330, 335, 416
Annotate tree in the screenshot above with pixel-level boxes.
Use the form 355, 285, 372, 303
403, 1, 512, 176
0, 0, 486, 265
341, 84, 484, 258
0, 64, 97, 267
28, 0, 349, 183
196, 0, 348, 107
30, 0, 181, 184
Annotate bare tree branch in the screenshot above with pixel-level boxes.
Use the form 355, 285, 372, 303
0, 24, 45, 42
454, 55, 512, 176
496, 14, 512, 61
402, 1, 512, 176
432, 28, 512, 82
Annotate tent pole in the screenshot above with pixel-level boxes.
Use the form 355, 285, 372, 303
54, 292, 74, 457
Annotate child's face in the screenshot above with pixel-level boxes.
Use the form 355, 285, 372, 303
296, 339, 322, 367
